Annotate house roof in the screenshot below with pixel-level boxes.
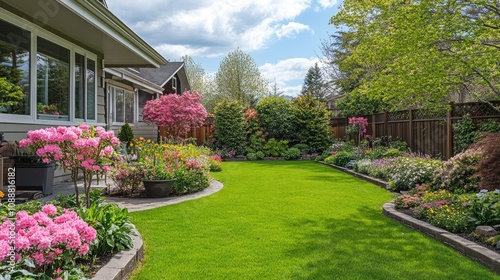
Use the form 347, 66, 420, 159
125, 62, 186, 87
0, 0, 167, 67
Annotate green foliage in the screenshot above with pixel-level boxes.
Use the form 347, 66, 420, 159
284, 148, 301, 160
292, 144, 310, 154
263, 138, 289, 157
468, 191, 500, 227
454, 114, 481, 153
255, 151, 265, 160
353, 159, 372, 174
118, 123, 135, 148
479, 119, 500, 133
329, 0, 500, 112
336, 91, 385, 116
290, 94, 332, 151
431, 148, 483, 193
213, 100, 246, 155
301, 63, 328, 102
388, 156, 443, 192
246, 153, 257, 161
255, 96, 292, 140
77, 202, 135, 256
0, 77, 24, 113
383, 148, 403, 158
48, 189, 104, 210
325, 151, 353, 167
215, 48, 268, 108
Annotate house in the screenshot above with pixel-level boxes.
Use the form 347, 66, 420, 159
103, 62, 191, 140
0, 0, 167, 141
0, 0, 167, 181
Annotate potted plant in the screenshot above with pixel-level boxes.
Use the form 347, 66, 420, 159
9, 144, 55, 196
140, 160, 176, 198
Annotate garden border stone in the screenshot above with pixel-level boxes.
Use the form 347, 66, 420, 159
383, 202, 500, 274
320, 162, 389, 189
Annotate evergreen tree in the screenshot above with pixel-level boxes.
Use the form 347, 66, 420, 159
301, 63, 327, 102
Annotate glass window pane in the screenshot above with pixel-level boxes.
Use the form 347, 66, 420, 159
125, 92, 134, 123
0, 19, 30, 115
138, 90, 154, 121
37, 37, 70, 120
74, 53, 84, 119
115, 88, 124, 123
87, 58, 96, 120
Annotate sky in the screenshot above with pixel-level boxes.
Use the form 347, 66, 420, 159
105, 0, 341, 97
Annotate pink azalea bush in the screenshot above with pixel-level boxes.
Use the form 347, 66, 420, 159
19, 125, 120, 207
347, 117, 369, 140
0, 205, 96, 275
143, 90, 208, 139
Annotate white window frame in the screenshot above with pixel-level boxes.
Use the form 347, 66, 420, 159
171, 76, 177, 91
73, 51, 98, 122
109, 85, 137, 125
0, 8, 99, 125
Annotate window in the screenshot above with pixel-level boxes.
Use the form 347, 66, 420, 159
138, 90, 155, 121
0, 19, 30, 115
111, 86, 135, 124
74, 54, 96, 120
172, 77, 177, 90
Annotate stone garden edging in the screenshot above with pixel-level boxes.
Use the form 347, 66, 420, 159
320, 161, 500, 274
383, 201, 500, 274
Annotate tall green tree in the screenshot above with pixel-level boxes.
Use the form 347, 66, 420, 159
182, 55, 207, 94
213, 99, 247, 155
301, 62, 328, 102
215, 49, 268, 108
256, 96, 293, 141
330, 0, 500, 112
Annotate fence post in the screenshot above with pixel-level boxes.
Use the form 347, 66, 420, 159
408, 109, 413, 152
371, 113, 376, 139
446, 108, 453, 159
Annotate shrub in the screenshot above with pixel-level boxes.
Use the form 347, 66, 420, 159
431, 148, 483, 193
329, 151, 354, 167
108, 161, 144, 195
256, 96, 293, 140
0, 206, 96, 277
383, 148, 403, 158
479, 119, 500, 133
255, 151, 265, 160
389, 140, 408, 152
213, 100, 246, 155
245, 109, 266, 153
290, 94, 331, 151
453, 114, 481, 153
284, 148, 301, 160
353, 159, 372, 174
264, 138, 289, 157
117, 123, 135, 149
208, 154, 223, 172
471, 133, 500, 191
77, 202, 135, 256
293, 143, 310, 154
388, 156, 443, 192
367, 158, 398, 179
246, 153, 257, 161
468, 190, 500, 227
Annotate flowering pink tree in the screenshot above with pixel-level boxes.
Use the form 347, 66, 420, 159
143, 90, 208, 140
347, 117, 369, 145
19, 125, 119, 207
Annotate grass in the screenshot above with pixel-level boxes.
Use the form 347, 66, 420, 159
129, 161, 499, 279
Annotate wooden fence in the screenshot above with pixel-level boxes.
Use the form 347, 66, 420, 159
329, 102, 500, 159
159, 118, 214, 145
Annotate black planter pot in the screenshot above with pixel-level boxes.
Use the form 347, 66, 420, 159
11, 156, 55, 196
142, 179, 176, 198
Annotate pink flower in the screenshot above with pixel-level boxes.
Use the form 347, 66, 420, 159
78, 243, 90, 256
0, 240, 10, 262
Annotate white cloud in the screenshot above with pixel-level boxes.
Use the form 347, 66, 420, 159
317, 0, 338, 9
260, 57, 321, 96
276, 22, 312, 39
106, 0, 312, 59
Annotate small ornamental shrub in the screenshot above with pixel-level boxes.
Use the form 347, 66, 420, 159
293, 144, 310, 154
468, 190, 500, 227
453, 114, 481, 153
284, 148, 301, 160
330, 151, 354, 167
383, 148, 403, 158
394, 194, 422, 209
108, 161, 144, 195
208, 154, 223, 172
245, 109, 266, 153
0, 206, 97, 277
424, 203, 470, 233
471, 133, 500, 191
389, 140, 408, 152
353, 159, 372, 174
246, 153, 257, 161
255, 151, 265, 160
431, 148, 483, 193
117, 123, 135, 149
388, 156, 443, 192
264, 138, 289, 157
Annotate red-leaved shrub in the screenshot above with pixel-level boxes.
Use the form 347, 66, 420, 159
471, 133, 500, 191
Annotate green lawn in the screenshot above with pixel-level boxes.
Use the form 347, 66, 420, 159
129, 161, 499, 279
